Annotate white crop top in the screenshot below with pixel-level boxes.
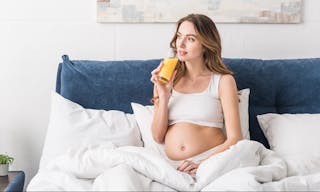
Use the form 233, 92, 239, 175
168, 74, 224, 128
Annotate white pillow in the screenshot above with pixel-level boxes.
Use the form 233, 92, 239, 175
131, 88, 250, 158
257, 113, 320, 176
40, 91, 143, 169
131, 103, 166, 158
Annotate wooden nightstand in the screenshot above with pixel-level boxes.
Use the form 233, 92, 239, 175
0, 171, 25, 192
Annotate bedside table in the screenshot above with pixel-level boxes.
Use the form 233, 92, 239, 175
0, 171, 25, 192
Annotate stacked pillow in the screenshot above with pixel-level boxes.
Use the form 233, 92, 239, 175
257, 113, 320, 176
39, 92, 143, 169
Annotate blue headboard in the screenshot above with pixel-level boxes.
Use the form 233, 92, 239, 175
56, 55, 320, 148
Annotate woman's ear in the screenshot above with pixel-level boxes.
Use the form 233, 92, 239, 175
202, 48, 206, 57
202, 47, 206, 54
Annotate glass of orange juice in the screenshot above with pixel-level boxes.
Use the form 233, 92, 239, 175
158, 58, 178, 84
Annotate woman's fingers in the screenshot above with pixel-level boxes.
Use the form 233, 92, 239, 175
151, 62, 164, 75
150, 75, 157, 83
183, 164, 195, 172
177, 160, 191, 171
178, 160, 197, 172
186, 162, 200, 172
189, 168, 197, 174
177, 160, 200, 175
150, 62, 164, 83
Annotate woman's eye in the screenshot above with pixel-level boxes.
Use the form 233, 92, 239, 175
188, 37, 195, 42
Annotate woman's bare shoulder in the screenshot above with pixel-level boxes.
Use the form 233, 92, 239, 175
218, 74, 237, 96
219, 74, 236, 87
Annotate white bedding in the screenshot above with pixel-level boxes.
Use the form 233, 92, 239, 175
27, 140, 320, 191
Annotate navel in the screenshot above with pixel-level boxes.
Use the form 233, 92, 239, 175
180, 145, 186, 151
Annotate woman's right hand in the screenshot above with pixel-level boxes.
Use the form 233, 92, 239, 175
150, 62, 177, 101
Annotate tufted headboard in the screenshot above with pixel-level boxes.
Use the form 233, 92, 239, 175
56, 55, 320, 148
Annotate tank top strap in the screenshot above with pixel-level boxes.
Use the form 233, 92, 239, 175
209, 73, 221, 98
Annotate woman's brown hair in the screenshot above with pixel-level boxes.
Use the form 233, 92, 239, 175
170, 13, 233, 86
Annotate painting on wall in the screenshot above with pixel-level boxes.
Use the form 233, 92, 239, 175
97, 0, 303, 24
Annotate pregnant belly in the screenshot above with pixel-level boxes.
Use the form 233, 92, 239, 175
164, 122, 226, 160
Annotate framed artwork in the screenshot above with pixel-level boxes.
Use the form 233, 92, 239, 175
97, 0, 303, 24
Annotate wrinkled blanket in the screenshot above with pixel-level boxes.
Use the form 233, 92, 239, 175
27, 140, 320, 191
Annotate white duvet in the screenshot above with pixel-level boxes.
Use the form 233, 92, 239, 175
27, 140, 320, 191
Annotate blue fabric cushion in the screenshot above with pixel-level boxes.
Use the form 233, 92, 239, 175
57, 55, 159, 113
57, 55, 320, 148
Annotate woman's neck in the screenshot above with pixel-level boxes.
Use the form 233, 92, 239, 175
184, 60, 210, 81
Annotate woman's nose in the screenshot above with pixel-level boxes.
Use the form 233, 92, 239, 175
177, 37, 186, 48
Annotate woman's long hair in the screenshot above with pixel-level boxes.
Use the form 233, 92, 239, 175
170, 14, 233, 86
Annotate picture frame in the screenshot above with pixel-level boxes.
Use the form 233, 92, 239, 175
97, 0, 303, 24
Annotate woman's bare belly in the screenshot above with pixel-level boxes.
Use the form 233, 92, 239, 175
164, 122, 226, 160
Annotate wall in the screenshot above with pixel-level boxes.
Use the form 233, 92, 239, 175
0, 0, 319, 187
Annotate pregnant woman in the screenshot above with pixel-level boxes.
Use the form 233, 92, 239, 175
150, 14, 242, 175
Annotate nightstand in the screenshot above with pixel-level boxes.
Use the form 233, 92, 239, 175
0, 171, 25, 192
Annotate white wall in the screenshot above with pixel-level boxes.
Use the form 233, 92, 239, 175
0, 0, 319, 187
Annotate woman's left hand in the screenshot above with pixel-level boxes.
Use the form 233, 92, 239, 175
177, 160, 200, 175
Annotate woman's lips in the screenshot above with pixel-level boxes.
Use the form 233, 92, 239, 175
178, 50, 187, 56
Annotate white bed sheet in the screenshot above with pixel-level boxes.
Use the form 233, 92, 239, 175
27, 140, 320, 191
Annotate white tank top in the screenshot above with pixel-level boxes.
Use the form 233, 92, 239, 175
168, 74, 223, 128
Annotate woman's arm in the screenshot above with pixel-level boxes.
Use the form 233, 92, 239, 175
203, 74, 242, 160
151, 85, 170, 143
150, 63, 176, 144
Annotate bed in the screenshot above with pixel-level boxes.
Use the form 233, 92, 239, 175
27, 55, 320, 191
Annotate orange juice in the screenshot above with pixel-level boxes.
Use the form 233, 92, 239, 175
158, 58, 178, 84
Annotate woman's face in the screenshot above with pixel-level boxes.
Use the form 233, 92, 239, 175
176, 21, 203, 63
